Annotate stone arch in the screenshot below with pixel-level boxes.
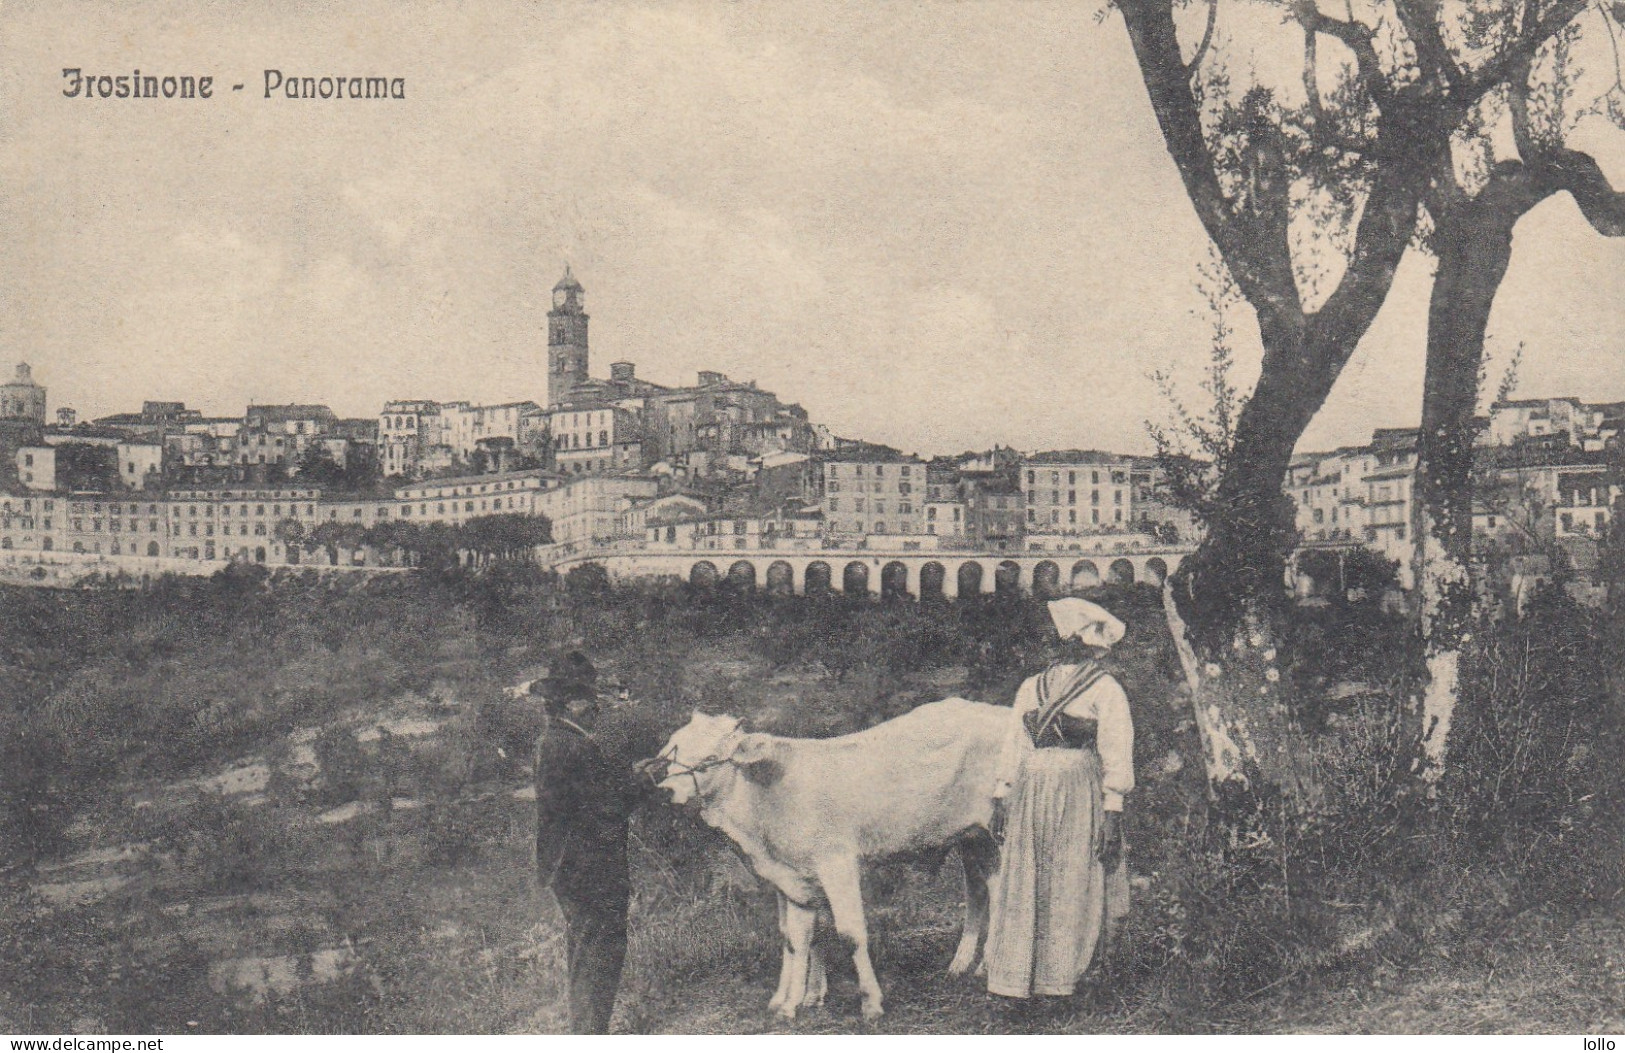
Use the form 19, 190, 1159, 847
690, 560, 719, 587
881, 561, 910, 599
765, 560, 794, 595
1144, 557, 1168, 587
255, 546, 267, 563
1071, 560, 1101, 591
727, 560, 757, 589
804, 561, 832, 595
995, 560, 1022, 595
919, 561, 946, 601
1033, 560, 1062, 598
842, 561, 870, 595
1108, 558, 1134, 585
147, 541, 160, 557
957, 561, 984, 597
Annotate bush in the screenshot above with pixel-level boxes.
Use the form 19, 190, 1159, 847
314, 725, 369, 806
0, 718, 78, 866
163, 793, 302, 893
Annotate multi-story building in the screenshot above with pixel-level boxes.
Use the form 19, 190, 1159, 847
378, 400, 442, 478
438, 400, 542, 463
546, 403, 643, 475
67, 495, 170, 558
536, 474, 659, 545
16, 446, 55, 491
1021, 452, 1132, 535
394, 468, 556, 527
753, 451, 820, 509
168, 487, 322, 563
1288, 446, 1372, 543
117, 442, 164, 491
822, 454, 924, 538
239, 404, 337, 467
924, 500, 967, 537
0, 492, 58, 553
647, 509, 825, 554
167, 418, 242, 468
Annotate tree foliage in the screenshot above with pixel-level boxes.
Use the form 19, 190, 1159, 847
1121, 0, 1621, 651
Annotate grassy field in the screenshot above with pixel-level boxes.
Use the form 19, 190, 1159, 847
1, 568, 1620, 1034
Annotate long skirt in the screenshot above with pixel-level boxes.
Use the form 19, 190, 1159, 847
985, 746, 1129, 998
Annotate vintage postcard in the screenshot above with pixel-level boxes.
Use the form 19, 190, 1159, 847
2, 0, 1623, 1039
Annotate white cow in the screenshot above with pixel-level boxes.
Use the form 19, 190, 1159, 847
648, 698, 1008, 1019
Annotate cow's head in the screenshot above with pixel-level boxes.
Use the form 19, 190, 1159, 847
645, 711, 775, 806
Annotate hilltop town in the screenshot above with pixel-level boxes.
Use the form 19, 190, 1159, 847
0, 267, 1618, 596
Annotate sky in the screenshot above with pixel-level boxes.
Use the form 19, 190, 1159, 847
2, 0, 1623, 458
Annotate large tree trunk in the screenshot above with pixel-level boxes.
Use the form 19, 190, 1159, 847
1165, 320, 1369, 804
1409, 145, 1623, 779
1410, 171, 1542, 780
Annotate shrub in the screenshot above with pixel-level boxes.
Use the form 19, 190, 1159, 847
314, 725, 369, 806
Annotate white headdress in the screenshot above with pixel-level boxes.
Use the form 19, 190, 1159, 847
1047, 597, 1125, 650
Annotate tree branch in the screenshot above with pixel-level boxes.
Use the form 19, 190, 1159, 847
1121, 0, 1303, 317
1460, 0, 1591, 104
1508, 61, 1540, 158
1303, 25, 1326, 126
1293, 1, 1392, 104
1307, 101, 1444, 380
1534, 147, 1625, 234
1393, 0, 1465, 88
1188, 0, 1220, 78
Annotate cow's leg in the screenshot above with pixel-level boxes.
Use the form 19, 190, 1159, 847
776, 898, 817, 1021
818, 859, 884, 1019
768, 892, 793, 1013
802, 939, 827, 1008
949, 833, 997, 976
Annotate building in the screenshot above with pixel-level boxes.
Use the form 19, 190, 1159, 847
822, 454, 925, 538
536, 474, 659, 546
1355, 429, 1419, 574
378, 400, 442, 478
0, 492, 58, 553
924, 500, 967, 537
547, 266, 590, 408
0, 364, 47, 423
167, 418, 242, 469
394, 468, 555, 528
66, 495, 170, 558
1288, 446, 1372, 543
753, 451, 820, 509
167, 487, 322, 562
16, 446, 55, 491
1021, 452, 1132, 535
547, 403, 644, 475
117, 442, 164, 491
438, 400, 542, 463
239, 404, 338, 467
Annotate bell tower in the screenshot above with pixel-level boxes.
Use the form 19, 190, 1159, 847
547, 265, 589, 408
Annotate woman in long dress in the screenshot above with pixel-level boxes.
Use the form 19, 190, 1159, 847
984, 597, 1134, 999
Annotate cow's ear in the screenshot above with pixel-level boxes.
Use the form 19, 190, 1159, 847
730, 733, 774, 765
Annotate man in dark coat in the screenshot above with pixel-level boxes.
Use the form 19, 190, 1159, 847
533, 651, 641, 1034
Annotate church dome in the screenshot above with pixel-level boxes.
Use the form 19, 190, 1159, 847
553, 264, 583, 293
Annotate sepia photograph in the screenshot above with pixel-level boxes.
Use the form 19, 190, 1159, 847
1, 0, 1623, 1038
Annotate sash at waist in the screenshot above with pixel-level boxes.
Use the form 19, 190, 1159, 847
1023, 710, 1099, 751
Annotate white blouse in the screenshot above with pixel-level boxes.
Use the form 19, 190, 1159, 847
991, 663, 1135, 812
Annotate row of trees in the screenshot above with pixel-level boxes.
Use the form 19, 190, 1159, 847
1124, 0, 1624, 807
272, 513, 552, 570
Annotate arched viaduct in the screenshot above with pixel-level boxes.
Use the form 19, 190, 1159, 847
550, 546, 1192, 600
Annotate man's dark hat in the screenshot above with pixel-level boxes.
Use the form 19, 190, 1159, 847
532, 650, 598, 702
